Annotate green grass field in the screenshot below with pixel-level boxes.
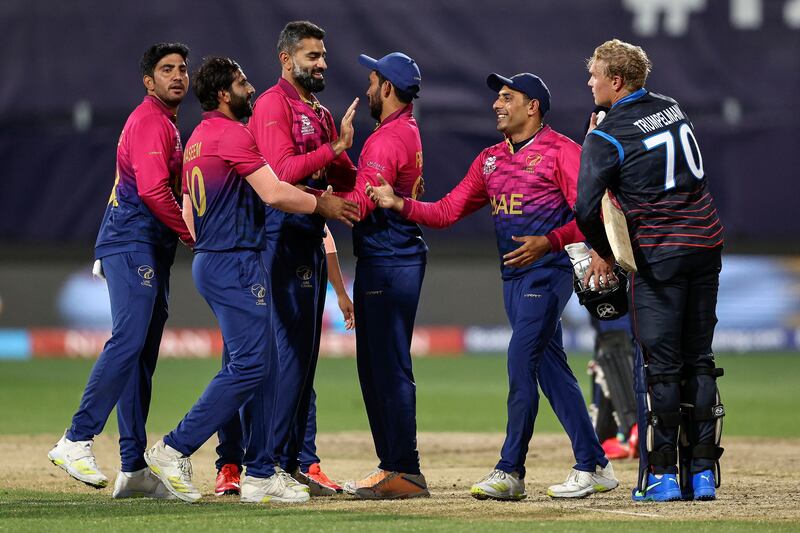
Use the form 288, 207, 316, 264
0, 353, 798, 531
0, 353, 797, 437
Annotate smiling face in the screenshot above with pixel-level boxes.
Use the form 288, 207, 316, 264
285, 37, 327, 94
588, 59, 616, 107
144, 53, 188, 108
492, 86, 535, 139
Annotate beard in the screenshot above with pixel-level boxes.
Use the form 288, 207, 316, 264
292, 64, 325, 93
155, 85, 185, 108
230, 92, 253, 120
369, 93, 383, 121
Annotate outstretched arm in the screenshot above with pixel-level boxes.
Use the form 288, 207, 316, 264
365, 154, 489, 228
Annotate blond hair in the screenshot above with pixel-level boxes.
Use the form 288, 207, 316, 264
588, 39, 652, 91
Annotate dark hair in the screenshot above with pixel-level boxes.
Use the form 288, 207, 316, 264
192, 56, 242, 111
277, 20, 326, 55
377, 73, 416, 104
140, 42, 190, 77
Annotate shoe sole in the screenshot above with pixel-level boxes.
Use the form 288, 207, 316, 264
470, 487, 526, 501
144, 455, 200, 503
547, 482, 619, 499
112, 490, 177, 500
48, 454, 108, 489
354, 488, 430, 500
632, 491, 683, 502
215, 489, 241, 496
240, 495, 310, 504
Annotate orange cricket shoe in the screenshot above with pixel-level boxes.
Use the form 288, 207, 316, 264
215, 463, 241, 496
344, 468, 430, 500
302, 463, 343, 494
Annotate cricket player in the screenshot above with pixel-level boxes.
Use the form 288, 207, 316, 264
48, 43, 193, 499
143, 56, 359, 504
213, 20, 357, 497
366, 72, 618, 501
333, 51, 430, 500
575, 39, 725, 502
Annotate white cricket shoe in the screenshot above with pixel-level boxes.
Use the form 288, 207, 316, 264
547, 462, 619, 498
48, 431, 108, 488
143, 440, 201, 503
470, 469, 526, 501
274, 466, 312, 496
240, 473, 311, 503
112, 467, 177, 499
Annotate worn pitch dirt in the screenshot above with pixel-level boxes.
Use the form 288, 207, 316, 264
5, 432, 799, 522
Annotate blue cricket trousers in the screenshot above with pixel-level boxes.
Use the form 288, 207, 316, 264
164, 249, 277, 479
68, 248, 174, 472
354, 260, 425, 475
215, 239, 326, 473
497, 266, 607, 478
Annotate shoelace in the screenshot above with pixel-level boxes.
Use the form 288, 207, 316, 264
177, 458, 193, 480
481, 470, 508, 483
276, 469, 299, 487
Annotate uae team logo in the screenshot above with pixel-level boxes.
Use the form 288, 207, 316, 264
137, 265, 155, 287
524, 153, 543, 173
296, 266, 313, 289
251, 284, 267, 306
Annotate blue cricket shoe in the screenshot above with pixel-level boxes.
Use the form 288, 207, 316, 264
631, 473, 682, 502
691, 469, 716, 501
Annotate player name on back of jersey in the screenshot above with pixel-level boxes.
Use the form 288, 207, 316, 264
632, 103, 685, 133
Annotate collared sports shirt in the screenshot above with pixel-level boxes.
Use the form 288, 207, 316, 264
402, 126, 583, 280
249, 78, 357, 243
182, 111, 267, 252
575, 89, 723, 268
340, 104, 428, 265
95, 95, 192, 258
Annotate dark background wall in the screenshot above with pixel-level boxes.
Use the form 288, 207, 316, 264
1, 0, 798, 329
1, 0, 798, 249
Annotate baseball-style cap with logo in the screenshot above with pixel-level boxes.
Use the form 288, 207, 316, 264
487, 72, 551, 115
358, 52, 421, 98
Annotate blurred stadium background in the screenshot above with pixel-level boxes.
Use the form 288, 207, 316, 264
1, 0, 799, 360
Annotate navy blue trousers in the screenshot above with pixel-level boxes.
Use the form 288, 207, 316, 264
68, 249, 173, 472
496, 267, 607, 478
631, 249, 721, 475
354, 261, 425, 475
216, 240, 326, 474
164, 250, 277, 479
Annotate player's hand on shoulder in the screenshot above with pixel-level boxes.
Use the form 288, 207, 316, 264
503, 235, 551, 268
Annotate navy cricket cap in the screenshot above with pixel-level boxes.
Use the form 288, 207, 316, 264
358, 52, 421, 97
487, 72, 551, 115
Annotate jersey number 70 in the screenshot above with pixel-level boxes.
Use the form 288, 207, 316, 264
642, 122, 704, 191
